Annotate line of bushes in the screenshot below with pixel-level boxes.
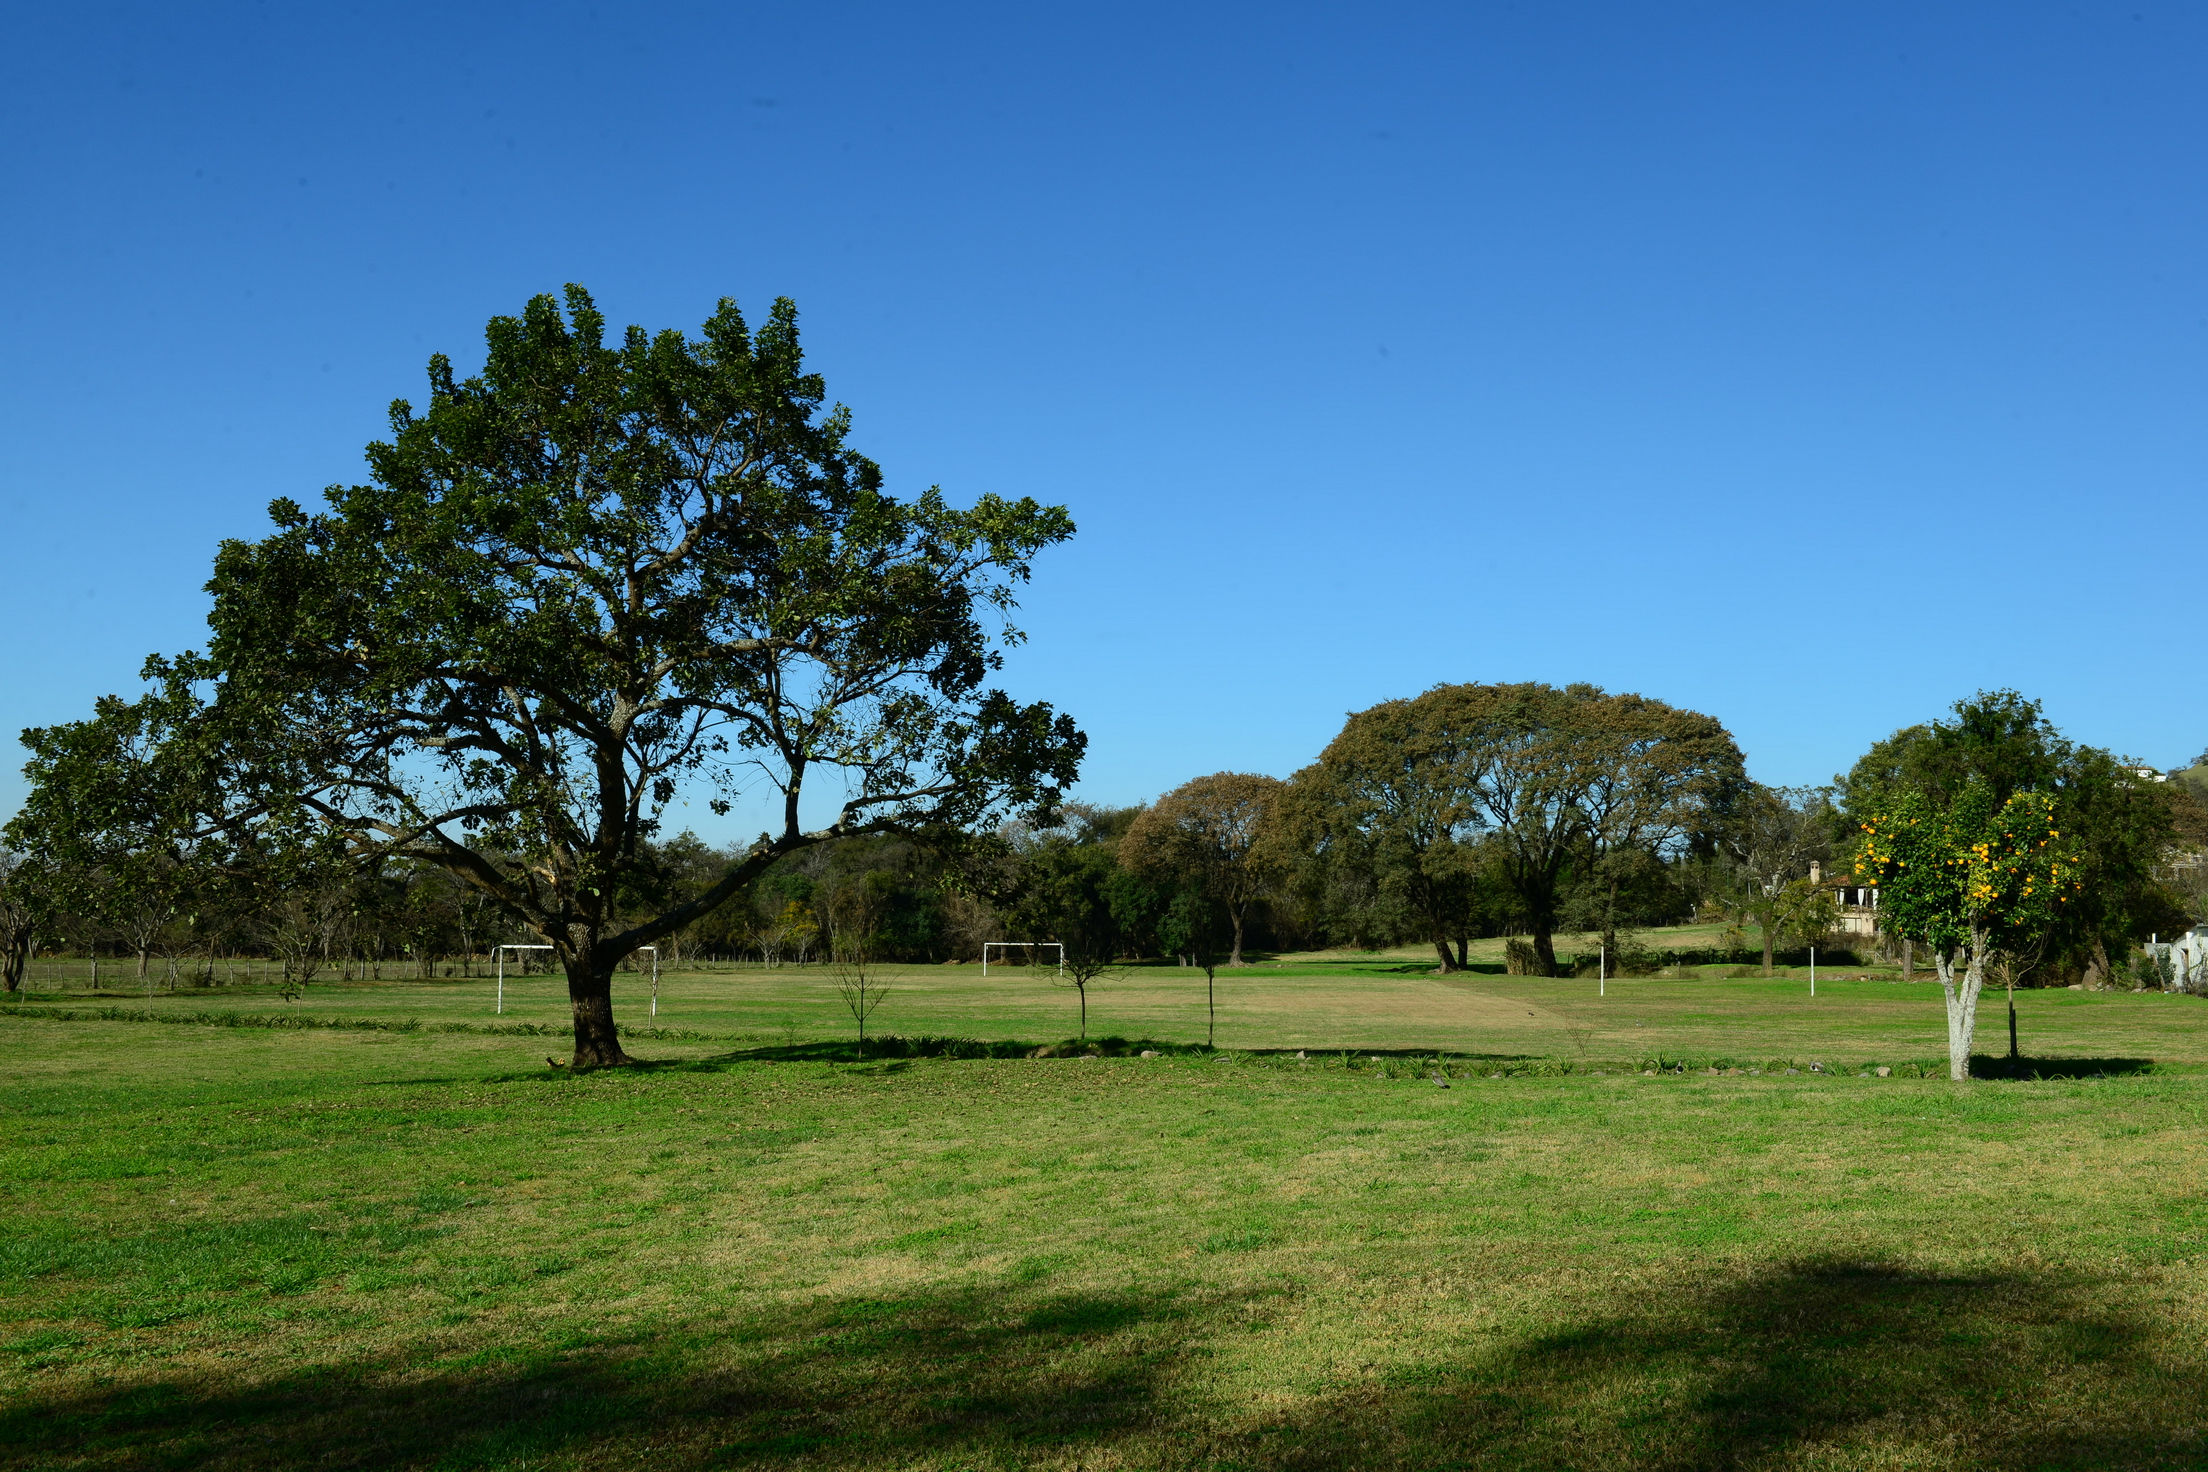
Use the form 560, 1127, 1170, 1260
732, 1034, 1215, 1062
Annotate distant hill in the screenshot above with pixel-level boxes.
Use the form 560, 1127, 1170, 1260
2175, 764, 2208, 807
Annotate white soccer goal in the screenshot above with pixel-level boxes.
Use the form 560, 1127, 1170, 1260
493, 945, 552, 1014
981, 941, 1064, 979
494, 944, 662, 1016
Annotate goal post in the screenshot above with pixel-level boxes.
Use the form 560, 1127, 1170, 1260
981, 941, 1064, 979
494, 945, 552, 1014
494, 943, 661, 1016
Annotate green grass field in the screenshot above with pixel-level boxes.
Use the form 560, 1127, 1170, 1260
4, 953, 2207, 1469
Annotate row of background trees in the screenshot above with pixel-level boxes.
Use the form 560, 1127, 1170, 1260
6, 686, 2199, 1003
6, 686, 2201, 1003
961, 683, 2208, 1002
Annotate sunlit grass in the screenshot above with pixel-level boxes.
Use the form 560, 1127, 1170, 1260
3, 961, 2206, 1467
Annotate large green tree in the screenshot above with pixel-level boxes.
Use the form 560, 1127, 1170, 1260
1120, 773, 1285, 967
1276, 694, 1492, 972
1284, 683, 1741, 975
10, 287, 1084, 1066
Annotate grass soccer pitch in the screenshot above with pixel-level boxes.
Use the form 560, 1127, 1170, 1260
3, 959, 2208, 1468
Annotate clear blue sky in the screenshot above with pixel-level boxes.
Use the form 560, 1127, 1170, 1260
3, 2, 2202, 842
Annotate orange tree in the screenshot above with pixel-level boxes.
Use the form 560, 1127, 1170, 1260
1852, 784, 2082, 1080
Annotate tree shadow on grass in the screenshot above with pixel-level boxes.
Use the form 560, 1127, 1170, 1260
1236, 1260, 2207, 1470
0, 1279, 1275, 1470
5, 1262, 2204, 1469
1971, 1054, 2155, 1080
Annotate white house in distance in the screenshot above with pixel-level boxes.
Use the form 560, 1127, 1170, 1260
2155, 930, 2207, 989
1808, 861, 1879, 937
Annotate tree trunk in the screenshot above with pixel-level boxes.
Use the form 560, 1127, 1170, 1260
1229, 905, 1246, 967
1601, 874, 1620, 974
1901, 938, 1914, 982
1431, 934, 1457, 972
1761, 922, 1775, 978
1936, 926, 1989, 1081
1532, 927, 1558, 977
1205, 966, 1216, 1049
565, 958, 635, 1068
1455, 936, 1469, 970
2007, 980, 2019, 1070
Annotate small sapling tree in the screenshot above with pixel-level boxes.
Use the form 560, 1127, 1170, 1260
1162, 886, 1228, 1049
1006, 840, 1121, 1042
827, 887, 891, 1055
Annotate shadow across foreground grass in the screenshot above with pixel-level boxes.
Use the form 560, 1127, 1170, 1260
1262, 1259, 2204, 1470
1974, 1054, 2156, 1080
4, 1259, 2202, 1469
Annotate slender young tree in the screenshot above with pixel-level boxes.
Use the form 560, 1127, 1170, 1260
9, 288, 1084, 1066
1719, 785, 1836, 975
1004, 835, 1123, 1041
1853, 785, 2081, 1080
1160, 886, 1228, 1049
826, 884, 891, 1055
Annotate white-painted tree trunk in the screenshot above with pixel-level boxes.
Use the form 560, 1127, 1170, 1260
1935, 922, 1991, 1081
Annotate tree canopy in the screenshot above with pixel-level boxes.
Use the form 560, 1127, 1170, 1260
1838, 691, 2198, 986
1120, 773, 1284, 968
1716, 785, 1838, 976
9, 287, 1085, 1064
1284, 683, 1741, 974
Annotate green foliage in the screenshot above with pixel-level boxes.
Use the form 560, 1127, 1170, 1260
1854, 786, 2082, 953
1000, 831, 1128, 1038
1282, 683, 1743, 975
9, 288, 1084, 1062
1120, 773, 1285, 966
1842, 692, 2190, 979
1710, 785, 1836, 974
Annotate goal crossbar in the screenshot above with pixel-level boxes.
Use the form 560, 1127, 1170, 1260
495, 944, 664, 1017
982, 941, 1064, 979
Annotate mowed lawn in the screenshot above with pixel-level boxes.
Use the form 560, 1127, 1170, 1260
2, 975, 2207, 1468
14, 942, 2205, 1069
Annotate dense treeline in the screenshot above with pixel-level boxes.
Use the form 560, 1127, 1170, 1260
969, 684, 2208, 989
0, 831, 991, 991
5, 684, 2201, 999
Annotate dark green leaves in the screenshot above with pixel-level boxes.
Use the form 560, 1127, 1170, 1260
14, 287, 1085, 1017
